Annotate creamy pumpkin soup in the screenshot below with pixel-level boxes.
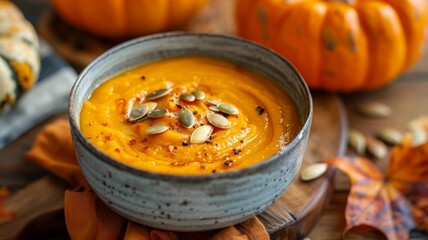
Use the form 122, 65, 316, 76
80, 56, 300, 174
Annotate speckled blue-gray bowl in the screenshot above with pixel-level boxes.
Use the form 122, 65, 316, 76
68, 32, 312, 232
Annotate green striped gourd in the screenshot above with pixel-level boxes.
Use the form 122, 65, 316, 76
0, 1, 39, 114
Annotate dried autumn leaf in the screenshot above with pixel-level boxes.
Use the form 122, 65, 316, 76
0, 187, 14, 219
326, 134, 428, 240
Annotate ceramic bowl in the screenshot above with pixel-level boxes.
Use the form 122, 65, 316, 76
69, 32, 312, 232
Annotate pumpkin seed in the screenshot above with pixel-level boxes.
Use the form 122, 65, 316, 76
178, 109, 195, 128
190, 125, 213, 144
145, 124, 169, 135
217, 103, 239, 115
348, 129, 366, 155
205, 99, 221, 106
146, 88, 172, 100
147, 108, 168, 118
179, 93, 195, 102
192, 90, 205, 100
410, 127, 427, 147
376, 127, 402, 145
128, 105, 148, 122
143, 102, 157, 112
301, 163, 328, 181
366, 137, 387, 159
408, 116, 428, 131
357, 101, 392, 118
208, 106, 219, 112
206, 113, 231, 129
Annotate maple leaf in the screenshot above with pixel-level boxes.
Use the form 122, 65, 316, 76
0, 187, 14, 219
326, 134, 428, 240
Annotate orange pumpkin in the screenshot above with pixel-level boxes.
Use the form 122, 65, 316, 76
50, 0, 207, 38
236, 0, 428, 92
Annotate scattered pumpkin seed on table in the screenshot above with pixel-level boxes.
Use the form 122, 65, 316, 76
190, 125, 213, 144
410, 128, 427, 147
366, 137, 387, 159
178, 109, 195, 128
348, 129, 366, 155
301, 163, 328, 181
146, 88, 172, 100
145, 124, 169, 135
206, 113, 231, 129
376, 127, 402, 145
128, 105, 148, 122
357, 101, 392, 118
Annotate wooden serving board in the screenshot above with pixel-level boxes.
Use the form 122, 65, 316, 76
0, 92, 346, 239
0, 0, 346, 239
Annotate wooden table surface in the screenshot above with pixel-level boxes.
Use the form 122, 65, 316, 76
308, 51, 428, 239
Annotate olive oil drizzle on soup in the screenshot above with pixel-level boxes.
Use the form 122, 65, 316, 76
80, 56, 300, 175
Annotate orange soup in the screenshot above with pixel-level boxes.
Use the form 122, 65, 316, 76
80, 56, 300, 174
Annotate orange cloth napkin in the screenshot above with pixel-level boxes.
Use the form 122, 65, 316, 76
26, 119, 269, 240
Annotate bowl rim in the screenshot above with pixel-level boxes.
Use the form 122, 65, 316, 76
68, 32, 313, 181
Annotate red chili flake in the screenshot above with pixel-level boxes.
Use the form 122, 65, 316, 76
200, 164, 207, 169
141, 146, 149, 152
128, 139, 137, 145
104, 133, 112, 141
240, 140, 244, 143
136, 95, 143, 102
233, 149, 241, 155
256, 106, 265, 115
212, 169, 217, 173
102, 122, 108, 126
114, 148, 120, 153
141, 75, 146, 80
